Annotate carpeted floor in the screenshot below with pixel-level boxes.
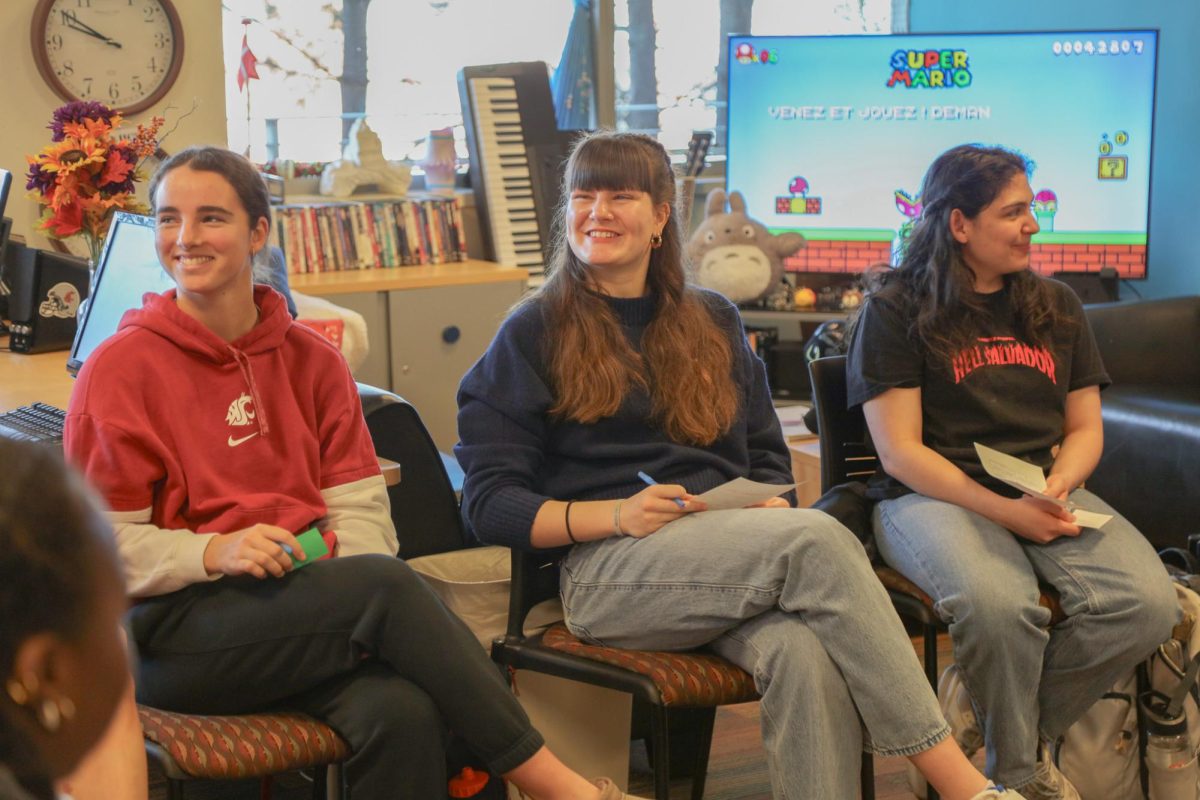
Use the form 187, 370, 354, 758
147, 632, 955, 799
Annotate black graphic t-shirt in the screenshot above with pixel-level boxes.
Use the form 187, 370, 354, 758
846, 279, 1109, 499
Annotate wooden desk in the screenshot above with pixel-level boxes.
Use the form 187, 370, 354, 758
789, 438, 822, 508
0, 346, 75, 410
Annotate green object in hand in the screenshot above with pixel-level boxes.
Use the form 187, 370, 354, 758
287, 526, 329, 569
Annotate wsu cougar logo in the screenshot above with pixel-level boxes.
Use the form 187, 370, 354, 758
226, 393, 256, 426
225, 393, 258, 447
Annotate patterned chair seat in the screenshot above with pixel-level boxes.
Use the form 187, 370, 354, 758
138, 705, 350, 781
874, 565, 1067, 625
540, 622, 760, 708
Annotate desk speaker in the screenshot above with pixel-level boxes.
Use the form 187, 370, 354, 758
4, 242, 89, 354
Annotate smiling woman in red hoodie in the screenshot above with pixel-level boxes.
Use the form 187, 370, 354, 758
63, 146, 628, 800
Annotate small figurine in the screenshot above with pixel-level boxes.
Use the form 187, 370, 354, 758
841, 286, 863, 310
320, 119, 412, 197
793, 285, 817, 310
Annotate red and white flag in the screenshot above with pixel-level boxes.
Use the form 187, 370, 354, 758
237, 34, 259, 91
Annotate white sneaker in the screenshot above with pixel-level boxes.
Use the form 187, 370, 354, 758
907, 665, 987, 798
940, 664, 985, 757
1015, 744, 1081, 800
970, 785, 1028, 799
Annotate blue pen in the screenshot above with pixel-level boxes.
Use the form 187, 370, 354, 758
637, 470, 687, 508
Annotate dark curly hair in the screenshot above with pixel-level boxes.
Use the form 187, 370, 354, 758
862, 143, 1072, 363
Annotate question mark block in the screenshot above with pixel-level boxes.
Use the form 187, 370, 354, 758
1097, 156, 1128, 180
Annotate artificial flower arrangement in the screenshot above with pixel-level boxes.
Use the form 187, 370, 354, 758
25, 101, 164, 264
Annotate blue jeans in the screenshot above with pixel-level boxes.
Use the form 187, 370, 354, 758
873, 489, 1178, 789
561, 508, 950, 799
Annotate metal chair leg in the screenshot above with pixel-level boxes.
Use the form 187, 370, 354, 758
923, 622, 941, 800
652, 705, 672, 800
923, 622, 939, 690
689, 707, 717, 800
860, 751, 876, 800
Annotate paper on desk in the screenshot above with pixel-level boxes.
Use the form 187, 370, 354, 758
973, 443, 1112, 529
774, 402, 814, 441
693, 478, 798, 510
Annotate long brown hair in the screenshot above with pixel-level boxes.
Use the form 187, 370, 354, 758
536, 131, 738, 445
863, 144, 1072, 363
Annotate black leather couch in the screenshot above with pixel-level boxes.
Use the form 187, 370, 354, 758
1085, 295, 1200, 550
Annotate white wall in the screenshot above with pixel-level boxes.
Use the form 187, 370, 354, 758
0, 0, 228, 249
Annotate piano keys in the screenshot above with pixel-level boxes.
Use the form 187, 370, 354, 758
458, 62, 575, 278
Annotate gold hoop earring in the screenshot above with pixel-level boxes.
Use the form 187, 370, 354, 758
650, 232, 664, 249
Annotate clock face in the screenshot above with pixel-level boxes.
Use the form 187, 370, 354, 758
31, 0, 185, 116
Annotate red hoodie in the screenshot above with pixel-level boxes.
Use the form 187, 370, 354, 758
65, 285, 396, 597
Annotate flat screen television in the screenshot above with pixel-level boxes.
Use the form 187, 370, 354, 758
725, 30, 1158, 281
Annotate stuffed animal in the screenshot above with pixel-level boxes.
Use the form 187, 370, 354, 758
685, 189, 805, 304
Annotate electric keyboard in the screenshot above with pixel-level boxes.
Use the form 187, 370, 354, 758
0, 402, 66, 445
458, 62, 574, 278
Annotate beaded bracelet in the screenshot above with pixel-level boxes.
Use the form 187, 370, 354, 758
565, 501, 579, 544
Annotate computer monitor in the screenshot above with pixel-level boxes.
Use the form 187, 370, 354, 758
67, 212, 173, 375
0, 168, 13, 296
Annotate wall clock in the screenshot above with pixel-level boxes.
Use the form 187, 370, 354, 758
31, 0, 185, 116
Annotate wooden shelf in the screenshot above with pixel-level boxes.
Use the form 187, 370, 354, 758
287, 259, 528, 297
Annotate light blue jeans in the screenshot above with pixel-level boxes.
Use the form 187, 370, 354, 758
561, 507, 950, 799
873, 489, 1178, 790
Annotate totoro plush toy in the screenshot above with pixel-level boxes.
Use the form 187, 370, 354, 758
685, 189, 805, 304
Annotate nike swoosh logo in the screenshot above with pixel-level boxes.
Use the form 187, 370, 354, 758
227, 432, 259, 447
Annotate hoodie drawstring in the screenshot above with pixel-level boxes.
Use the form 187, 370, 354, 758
231, 347, 271, 436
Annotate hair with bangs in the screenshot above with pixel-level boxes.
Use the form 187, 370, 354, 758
532, 131, 738, 445
861, 143, 1073, 363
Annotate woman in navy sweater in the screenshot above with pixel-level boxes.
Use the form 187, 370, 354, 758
457, 130, 1023, 800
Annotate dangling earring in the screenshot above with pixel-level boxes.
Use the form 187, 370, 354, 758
35, 696, 75, 734
650, 232, 664, 249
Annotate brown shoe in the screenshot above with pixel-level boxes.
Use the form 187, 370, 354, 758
593, 777, 626, 799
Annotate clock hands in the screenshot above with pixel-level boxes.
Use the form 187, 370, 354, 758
59, 10, 122, 49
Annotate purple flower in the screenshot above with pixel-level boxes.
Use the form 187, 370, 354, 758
25, 162, 55, 195
48, 101, 118, 141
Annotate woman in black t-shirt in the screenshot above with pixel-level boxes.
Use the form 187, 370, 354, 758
846, 144, 1177, 800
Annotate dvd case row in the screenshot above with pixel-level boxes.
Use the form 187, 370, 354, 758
273, 196, 468, 274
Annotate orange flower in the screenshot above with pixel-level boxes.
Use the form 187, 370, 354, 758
34, 137, 106, 178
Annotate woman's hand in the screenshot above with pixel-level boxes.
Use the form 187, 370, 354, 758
202, 524, 305, 578
747, 496, 791, 509
620, 484, 705, 538
1003, 495, 1080, 544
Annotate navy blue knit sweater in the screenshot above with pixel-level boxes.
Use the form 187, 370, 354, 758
454, 288, 793, 551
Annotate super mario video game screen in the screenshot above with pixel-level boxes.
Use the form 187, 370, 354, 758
725, 30, 1158, 278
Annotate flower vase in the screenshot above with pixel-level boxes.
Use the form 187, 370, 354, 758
421, 128, 458, 195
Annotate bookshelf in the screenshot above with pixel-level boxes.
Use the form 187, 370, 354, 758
273, 194, 468, 274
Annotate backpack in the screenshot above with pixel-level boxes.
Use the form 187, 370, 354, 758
1056, 579, 1200, 799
